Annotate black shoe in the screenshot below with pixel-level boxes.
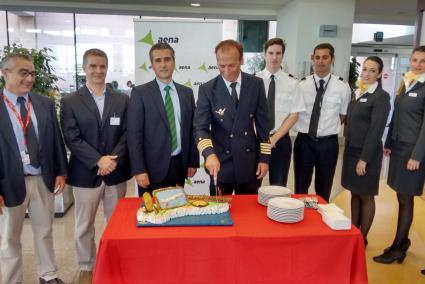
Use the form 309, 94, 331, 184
384, 238, 411, 253
39, 278, 65, 284
373, 249, 406, 264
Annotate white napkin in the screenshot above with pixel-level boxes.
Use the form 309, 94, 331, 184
317, 203, 344, 215
321, 211, 351, 230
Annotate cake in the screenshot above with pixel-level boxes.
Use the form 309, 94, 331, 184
137, 187, 231, 225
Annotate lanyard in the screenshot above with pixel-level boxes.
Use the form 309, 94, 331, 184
312, 75, 332, 107
312, 75, 332, 94
2, 93, 32, 147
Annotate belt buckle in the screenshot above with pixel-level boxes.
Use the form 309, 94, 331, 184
309, 134, 319, 142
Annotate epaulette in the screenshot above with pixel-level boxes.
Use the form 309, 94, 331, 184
338, 77, 345, 81
301, 77, 306, 81
288, 73, 297, 79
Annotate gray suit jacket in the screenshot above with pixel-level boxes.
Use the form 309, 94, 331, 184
127, 80, 199, 183
385, 81, 425, 161
60, 86, 131, 188
344, 86, 390, 163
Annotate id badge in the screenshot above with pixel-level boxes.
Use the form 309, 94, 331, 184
360, 98, 367, 103
20, 150, 30, 165
409, 92, 417, 98
110, 117, 120, 126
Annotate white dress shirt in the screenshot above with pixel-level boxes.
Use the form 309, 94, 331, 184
355, 81, 378, 99
156, 79, 182, 156
222, 72, 242, 99
294, 73, 351, 136
257, 69, 305, 133
404, 72, 425, 92
3, 88, 42, 175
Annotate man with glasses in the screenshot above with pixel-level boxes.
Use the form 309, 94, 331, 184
0, 53, 68, 284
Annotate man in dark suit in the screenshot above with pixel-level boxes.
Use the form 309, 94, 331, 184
60, 49, 130, 284
0, 53, 67, 284
127, 42, 199, 195
193, 40, 271, 195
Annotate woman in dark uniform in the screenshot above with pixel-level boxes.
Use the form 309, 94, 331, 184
342, 56, 390, 247
373, 46, 425, 265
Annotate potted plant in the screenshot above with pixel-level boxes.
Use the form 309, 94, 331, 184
348, 56, 360, 100
0, 43, 62, 105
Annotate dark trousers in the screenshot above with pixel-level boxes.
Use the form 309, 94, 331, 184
269, 134, 292, 186
293, 133, 339, 202
138, 154, 185, 196
209, 176, 261, 196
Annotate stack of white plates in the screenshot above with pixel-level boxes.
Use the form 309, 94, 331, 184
258, 185, 291, 206
267, 197, 304, 223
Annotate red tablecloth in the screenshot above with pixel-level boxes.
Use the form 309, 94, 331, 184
93, 195, 367, 284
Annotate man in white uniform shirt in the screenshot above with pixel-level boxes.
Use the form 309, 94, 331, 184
293, 43, 351, 201
257, 38, 305, 186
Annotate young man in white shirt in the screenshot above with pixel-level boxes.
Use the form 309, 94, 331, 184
293, 43, 351, 201
257, 38, 305, 187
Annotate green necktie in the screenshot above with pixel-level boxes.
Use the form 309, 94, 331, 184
164, 85, 178, 152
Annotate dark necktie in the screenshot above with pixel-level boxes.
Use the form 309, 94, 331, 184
164, 86, 178, 152
17, 96, 40, 167
230, 82, 238, 107
267, 75, 276, 130
308, 79, 325, 138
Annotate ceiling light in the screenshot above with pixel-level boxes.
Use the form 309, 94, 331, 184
191, 3, 201, 7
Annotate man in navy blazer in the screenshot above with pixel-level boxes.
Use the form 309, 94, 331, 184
60, 49, 130, 284
127, 42, 199, 195
193, 40, 271, 195
0, 54, 67, 284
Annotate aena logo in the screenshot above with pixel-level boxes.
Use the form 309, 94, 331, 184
158, 37, 179, 43
139, 30, 180, 45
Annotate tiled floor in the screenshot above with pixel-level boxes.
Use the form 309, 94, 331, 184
2, 144, 425, 283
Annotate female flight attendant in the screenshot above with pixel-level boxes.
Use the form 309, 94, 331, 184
373, 46, 425, 265
342, 56, 390, 247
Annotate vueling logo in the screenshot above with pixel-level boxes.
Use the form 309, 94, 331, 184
139, 30, 179, 45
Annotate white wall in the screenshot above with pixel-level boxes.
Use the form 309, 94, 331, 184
277, 0, 355, 79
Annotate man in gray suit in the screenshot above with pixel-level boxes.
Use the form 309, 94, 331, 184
0, 53, 67, 284
61, 49, 130, 284
127, 43, 199, 195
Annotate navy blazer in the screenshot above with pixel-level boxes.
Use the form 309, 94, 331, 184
193, 72, 271, 184
0, 91, 67, 207
344, 86, 390, 163
60, 86, 131, 188
385, 81, 425, 162
127, 80, 199, 183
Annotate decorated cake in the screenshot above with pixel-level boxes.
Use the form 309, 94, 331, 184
137, 187, 231, 225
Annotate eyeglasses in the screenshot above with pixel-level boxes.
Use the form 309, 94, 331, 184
17, 69, 36, 78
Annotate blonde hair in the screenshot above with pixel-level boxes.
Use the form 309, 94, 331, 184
396, 79, 405, 96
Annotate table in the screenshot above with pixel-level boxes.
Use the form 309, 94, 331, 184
93, 195, 367, 284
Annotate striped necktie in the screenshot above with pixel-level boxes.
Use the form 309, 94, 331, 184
164, 85, 178, 152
